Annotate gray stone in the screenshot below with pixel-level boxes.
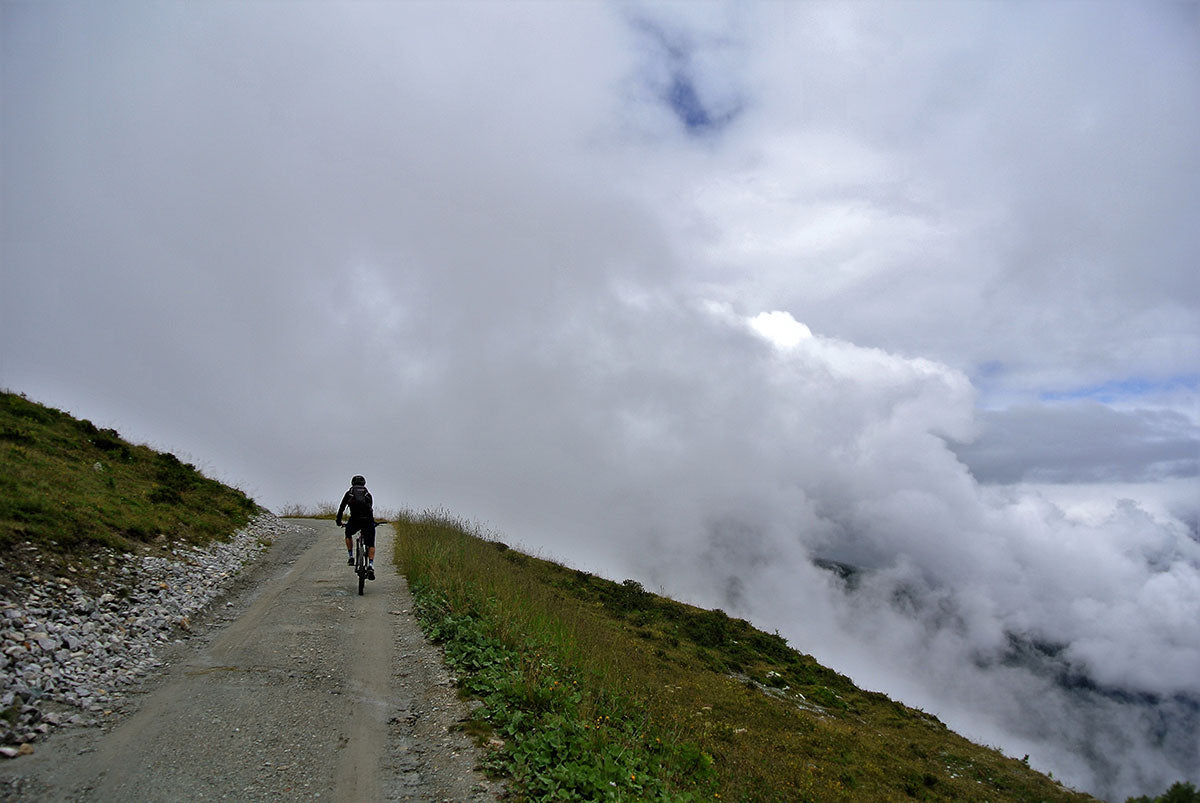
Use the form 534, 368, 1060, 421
0, 513, 284, 747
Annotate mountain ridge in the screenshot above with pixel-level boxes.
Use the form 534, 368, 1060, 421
6, 389, 1187, 800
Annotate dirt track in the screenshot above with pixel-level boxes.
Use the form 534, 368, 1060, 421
0, 520, 504, 801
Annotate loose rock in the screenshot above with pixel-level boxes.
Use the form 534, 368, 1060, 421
0, 513, 290, 749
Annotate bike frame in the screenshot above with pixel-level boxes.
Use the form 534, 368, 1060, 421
354, 532, 368, 595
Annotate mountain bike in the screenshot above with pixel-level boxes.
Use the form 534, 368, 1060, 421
349, 521, 385, 596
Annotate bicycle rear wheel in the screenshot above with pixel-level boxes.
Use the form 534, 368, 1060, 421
356, 537, 366, 595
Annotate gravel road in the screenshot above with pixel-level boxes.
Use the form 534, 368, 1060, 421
1, 519, 504, 801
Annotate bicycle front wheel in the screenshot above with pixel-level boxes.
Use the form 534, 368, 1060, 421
356, 538, 366, 595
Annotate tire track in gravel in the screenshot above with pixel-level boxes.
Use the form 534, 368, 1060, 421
1, 519, 504, 801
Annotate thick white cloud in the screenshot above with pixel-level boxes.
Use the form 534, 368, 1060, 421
3, 2, 1198, 798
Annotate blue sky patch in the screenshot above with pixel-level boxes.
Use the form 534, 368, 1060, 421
665, 69, 741, 135
632, 16, 743, 138
1040, 374, 1199, 404
667, 71, 713, 131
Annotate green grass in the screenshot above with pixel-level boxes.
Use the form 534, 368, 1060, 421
0, 390, 260, 587
278, 501, 340, 519
277, 501, 403, 522
1128, 782, 1200, 803
394, 510, 1097, 802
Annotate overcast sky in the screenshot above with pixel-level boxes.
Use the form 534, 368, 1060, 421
3, 2, 1198, 798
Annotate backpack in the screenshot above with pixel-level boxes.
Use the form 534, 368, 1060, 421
347, 486, 372, 519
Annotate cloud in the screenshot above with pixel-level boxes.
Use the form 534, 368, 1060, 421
602, 314, 1200, 798
748, 309, 812, 348
662, 1, 1200, 390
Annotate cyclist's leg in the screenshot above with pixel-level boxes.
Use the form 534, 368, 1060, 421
344, 521, 362, 564
363, 521, 376, 560
363, 522, 377, 578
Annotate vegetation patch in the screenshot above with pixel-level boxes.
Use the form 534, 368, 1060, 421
394, 511, 1096, 801
1128, 782, 1200, 803
0, 390, 260, 589
413, 590, 710, 800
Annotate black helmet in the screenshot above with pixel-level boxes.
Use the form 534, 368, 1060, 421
351, 475, 366, 487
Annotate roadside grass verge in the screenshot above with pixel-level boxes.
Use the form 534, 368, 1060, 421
394, 510, 1094, 802
278, 501, 340, 519
277, 502, 403, 522
0, 390, 259, 587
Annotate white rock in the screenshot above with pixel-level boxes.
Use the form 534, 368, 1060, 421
0, 513, 285, 747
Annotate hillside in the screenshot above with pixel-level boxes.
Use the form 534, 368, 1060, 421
0, 390, 1110, 800
0, 390, 259, 590
0, 390, 285, 763
393, 512, 1098, 802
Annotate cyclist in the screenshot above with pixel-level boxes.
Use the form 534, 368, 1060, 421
336, 474, 376, 580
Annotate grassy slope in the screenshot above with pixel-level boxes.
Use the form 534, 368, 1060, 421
0, 390, 259, 588
395, 511, 1096, 802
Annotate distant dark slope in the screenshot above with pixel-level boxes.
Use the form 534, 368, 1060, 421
394, 511, 1096, 801
0, 390, 259, 587
809, 558, 1200, 800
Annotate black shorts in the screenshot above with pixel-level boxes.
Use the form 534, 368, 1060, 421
345, 518, 376, 549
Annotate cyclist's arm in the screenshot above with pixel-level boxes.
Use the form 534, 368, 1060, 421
335, 492, 350, 527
